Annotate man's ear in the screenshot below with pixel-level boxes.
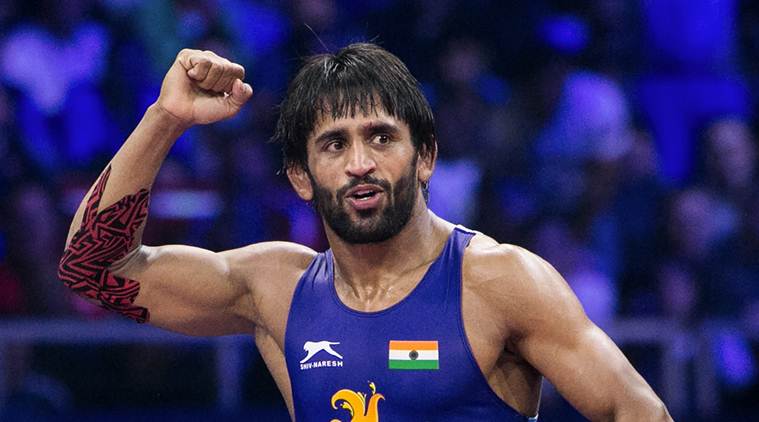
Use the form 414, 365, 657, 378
287, 164, 314, 201
417, 136, 438, 185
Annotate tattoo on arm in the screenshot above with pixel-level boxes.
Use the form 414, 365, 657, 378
58, 166, 151, 323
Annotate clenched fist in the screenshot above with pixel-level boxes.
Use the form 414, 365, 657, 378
155, 49, 253, 127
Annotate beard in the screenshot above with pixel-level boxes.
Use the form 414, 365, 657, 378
309, 161, 419, 244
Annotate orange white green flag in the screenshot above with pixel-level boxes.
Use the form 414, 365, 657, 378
388, 340, 439, 370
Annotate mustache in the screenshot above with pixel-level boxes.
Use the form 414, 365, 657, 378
336, 175, 392, 199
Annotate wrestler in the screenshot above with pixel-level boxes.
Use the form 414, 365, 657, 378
59, 44, 672, 421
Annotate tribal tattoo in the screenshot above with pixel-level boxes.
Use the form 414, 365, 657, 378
58, 166, 151, 322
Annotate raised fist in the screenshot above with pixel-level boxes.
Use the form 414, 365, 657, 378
155, 49, 253, 127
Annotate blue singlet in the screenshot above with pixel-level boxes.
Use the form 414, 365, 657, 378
284, 227, 538, 421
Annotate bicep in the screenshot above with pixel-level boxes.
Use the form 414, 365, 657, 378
519, 318, 652, 420
508, 252, 663, 420
114, 244, 254, 336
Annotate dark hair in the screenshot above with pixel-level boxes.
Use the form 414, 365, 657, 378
272, 43, 436, 171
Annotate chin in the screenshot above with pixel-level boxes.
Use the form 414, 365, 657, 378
329, 215, 404, 244
340, 230, 399, 245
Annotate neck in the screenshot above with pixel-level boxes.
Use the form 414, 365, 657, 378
325, 198, 452, 300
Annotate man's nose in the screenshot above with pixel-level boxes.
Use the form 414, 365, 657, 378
345, 142, 376, 178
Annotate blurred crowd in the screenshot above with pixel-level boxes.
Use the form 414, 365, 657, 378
0, 0, 758, 419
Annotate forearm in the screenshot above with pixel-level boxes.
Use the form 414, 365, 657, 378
65, 104, 187, 245
58, 104, 187, 323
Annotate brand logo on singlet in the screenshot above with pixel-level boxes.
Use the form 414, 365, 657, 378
299, 340, 344, 370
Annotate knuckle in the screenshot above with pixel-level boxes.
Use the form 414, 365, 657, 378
178, 48, 199, 59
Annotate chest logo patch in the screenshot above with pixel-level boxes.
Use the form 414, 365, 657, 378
330, 381, 384, 422
388, 340, 439, 370
300, 340, 344, 370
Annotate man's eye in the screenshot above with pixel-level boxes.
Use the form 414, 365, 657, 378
326, 140, 345, 151
373, 134, 391, 144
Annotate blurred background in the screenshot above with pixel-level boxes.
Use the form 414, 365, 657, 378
0, 0, 757, 420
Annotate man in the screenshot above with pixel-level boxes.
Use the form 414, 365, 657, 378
59, 44, 671, 421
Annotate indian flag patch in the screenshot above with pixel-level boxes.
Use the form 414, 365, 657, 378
388, 340, 439, 370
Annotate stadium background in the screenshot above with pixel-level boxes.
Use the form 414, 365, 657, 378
0, 0, 758, 420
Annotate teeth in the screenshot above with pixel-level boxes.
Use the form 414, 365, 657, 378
351, 190, 377, 200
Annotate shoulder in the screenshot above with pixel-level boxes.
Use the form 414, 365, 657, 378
221, 241, 317, 287
463, 231, 587, 337
221, 242, 318, 329
463, 231, 550, 291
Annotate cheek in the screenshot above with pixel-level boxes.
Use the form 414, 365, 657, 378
308, 169, 346, 203
311, 152, 363, 187
308, 168, 341, 196
309, 153, 341, 180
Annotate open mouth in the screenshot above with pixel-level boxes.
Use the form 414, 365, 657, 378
350, 189, 380, 201
344, 185, 385, 209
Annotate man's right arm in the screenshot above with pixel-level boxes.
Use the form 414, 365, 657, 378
58, 49, 274, 335
109, 241, 314, 336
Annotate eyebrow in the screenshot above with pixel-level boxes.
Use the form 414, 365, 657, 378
312, 120, 402, 145
361, 121, 401, 137
313, 128, 348, 145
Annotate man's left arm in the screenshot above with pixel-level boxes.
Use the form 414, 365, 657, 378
502, 247, 672, 421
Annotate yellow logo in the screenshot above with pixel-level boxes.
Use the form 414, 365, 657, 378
330, 381, 385, 422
